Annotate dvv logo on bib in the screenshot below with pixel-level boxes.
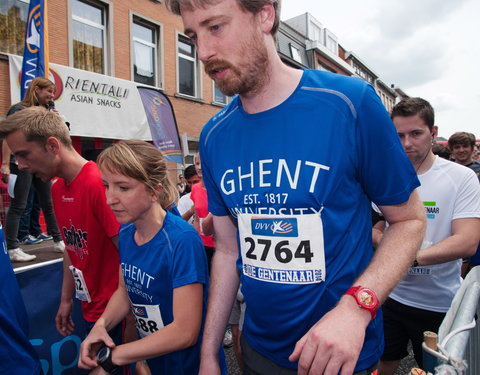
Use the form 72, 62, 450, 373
251, 217, 298, 237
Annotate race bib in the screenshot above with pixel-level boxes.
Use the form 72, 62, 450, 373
238, 213, 325, 285
68, 266, 91, 302
131, 303, 164, 338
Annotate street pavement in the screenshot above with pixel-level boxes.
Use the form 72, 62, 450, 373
12, 240, 417, 374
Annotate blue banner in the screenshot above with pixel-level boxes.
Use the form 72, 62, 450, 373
137, 87, 183, 163
21, 0, 49, 98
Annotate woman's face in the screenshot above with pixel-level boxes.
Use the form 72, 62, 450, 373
35, 85, 55, 106
102, 168, 158, 225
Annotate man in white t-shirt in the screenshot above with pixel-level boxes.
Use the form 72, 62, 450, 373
376, 98, 480, 374
178, 164, 201, 224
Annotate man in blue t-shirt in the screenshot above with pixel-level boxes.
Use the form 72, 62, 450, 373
165, 1, 426, 374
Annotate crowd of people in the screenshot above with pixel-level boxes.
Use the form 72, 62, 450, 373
1, 0, 480, 375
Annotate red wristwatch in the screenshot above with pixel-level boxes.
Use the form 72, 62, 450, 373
345, 286, 379, 319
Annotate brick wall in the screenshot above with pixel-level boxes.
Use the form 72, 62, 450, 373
0, 0, 223, 142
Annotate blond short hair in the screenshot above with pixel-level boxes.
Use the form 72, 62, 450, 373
97, 140, 179, 209
0, 106, 72, 147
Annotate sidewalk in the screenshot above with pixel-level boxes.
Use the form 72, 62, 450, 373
11, 238, 64, 269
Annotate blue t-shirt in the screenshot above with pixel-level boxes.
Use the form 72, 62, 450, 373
119, 212, 209, 374
200, 69, 420, 371
0, 226, 42, 375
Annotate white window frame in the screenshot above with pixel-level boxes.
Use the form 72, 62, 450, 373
176, 32, 201, 98
130, 12, 163, 88
69, 0, 112, 75
289, 44, 302, 63
212, 82, 231, 106
308, 18, 323, 42
324, 29, 339, 55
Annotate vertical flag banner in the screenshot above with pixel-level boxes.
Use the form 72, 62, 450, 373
137, 87, 183, 163
21, 0, 49, 98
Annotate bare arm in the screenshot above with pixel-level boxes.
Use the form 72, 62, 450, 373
354, 189, 426, 301
78, 268, 134, 368
290, 189, 426, 375
199, 215, 240, 375
182, 205, 196, 222
79, 268, 204, 369
111, 283, 203, 365
201, 213, 214, 237
416, 218, 480, 265
55, 253, 76, 336
1, 140, 11, 183
372, 220, 385, 249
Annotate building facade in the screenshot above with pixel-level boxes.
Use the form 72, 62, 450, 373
1, 0, 229, 169
1, 3, 408, 170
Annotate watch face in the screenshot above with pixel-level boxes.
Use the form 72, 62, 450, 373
97, 347, 110, 362
357, 288, 378, 309
358, 290, 374, 306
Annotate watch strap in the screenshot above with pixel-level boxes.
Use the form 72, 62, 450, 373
97, 347, 119, 374
345, 286, 379, 320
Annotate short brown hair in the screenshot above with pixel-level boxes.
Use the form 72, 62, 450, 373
165, 0, 281, 36
391, 97, 435, 130
0, 106, 72, 147
97, 140, 179, 209
448, 132, 476, 149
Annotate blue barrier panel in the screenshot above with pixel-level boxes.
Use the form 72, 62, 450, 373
15, 260, 88, 375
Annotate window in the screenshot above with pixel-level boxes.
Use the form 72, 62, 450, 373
324, 29, 338, 55
177, 34, 199, 97
310, 22, 322, 42
213, 83, 231, 105
71, 0, 107, 74
0, 0, 30, 55
132, 17, 160, 87
290, 44, 302, 63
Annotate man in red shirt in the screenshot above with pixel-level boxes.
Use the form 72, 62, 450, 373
0, 107, 121, 339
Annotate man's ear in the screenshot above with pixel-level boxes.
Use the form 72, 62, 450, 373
45, 136, 61, 154
431, 126, 439, 139
257, 3, 275, 34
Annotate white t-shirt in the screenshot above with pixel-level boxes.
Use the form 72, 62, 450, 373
390, 156, 480, 312
177, 193, 194, 225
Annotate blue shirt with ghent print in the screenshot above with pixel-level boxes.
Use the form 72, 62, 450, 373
200, 69, 420, 371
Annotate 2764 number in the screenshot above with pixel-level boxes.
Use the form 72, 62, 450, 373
244, 237, 314, 263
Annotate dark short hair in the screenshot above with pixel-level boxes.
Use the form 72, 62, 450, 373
448, 132, 476, 149
391, 97, 435, 130
184, 164, 198, 180
432, 143, 451, 159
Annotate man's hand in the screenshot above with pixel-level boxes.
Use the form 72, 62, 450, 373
1, 164, 10, 183
289, 298, 370, 375
55, 299, 75, 336
78, 323, 115, 370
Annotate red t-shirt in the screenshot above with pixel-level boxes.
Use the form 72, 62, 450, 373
52, 161, 120, 322
190, 182, 215, 247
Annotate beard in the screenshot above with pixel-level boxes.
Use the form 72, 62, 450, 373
204, 30, 270, 97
